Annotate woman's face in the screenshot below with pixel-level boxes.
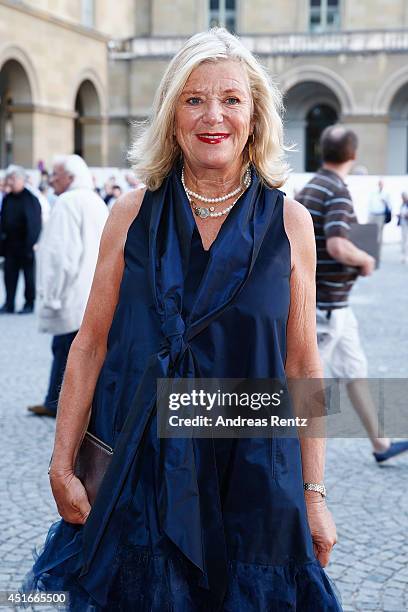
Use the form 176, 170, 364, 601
175, 60, 253, 173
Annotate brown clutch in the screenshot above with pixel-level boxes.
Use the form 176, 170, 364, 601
74, 431, 114, 506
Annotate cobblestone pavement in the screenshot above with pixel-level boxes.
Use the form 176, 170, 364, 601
0, 241, 407, 611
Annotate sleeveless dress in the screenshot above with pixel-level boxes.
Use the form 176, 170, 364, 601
23, 166, 343, 611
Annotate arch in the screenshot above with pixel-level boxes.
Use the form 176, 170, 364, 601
280, 65, 354, 116
75, 79, 101, 117
388, 82, 408, 120
0, 45, 40, 103
0, 59, 32, 105
383, 78, 408, 174
0, 54, 35, 167
73, 74, 106, 165
284, 81, 342, 120
373, 66, 408, 116
283, 79, 340, 172
305, 104, 338, 172
71, 68, 107, 116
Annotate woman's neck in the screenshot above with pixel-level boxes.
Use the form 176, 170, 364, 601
183, 159, 244, 198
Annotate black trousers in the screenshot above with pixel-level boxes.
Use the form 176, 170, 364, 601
3, 253, 36, 311
44, 331, 78, 414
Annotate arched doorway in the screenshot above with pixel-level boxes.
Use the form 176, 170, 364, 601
387, 83, 408, 175
0, 59, 33, 167
305, 104, 338, 172
74, 79, 102, 165
284, 82, 340, 172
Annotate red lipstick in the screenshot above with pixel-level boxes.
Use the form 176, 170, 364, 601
196, 133, 230, 144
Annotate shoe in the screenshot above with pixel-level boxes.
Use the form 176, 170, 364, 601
27, 404, 56, 417
18, 304, 34, 314
0, 304, 14, 314
373, 440, 408, 463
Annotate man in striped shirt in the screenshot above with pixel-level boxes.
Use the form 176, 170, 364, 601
297, 125, 408, 463
297, 126, 373, 310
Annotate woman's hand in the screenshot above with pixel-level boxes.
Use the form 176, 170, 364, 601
305, 493, 337, 567
49, 467, 91, 525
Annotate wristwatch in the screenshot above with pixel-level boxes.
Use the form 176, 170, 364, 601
304, 482, 327, 498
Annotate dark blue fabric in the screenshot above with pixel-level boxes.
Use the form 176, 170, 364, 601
44, 332, 78, 413
3, 253, 36, 311
22, 166, 343, 611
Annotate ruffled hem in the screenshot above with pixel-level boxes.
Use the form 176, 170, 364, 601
21, 520, 343, 612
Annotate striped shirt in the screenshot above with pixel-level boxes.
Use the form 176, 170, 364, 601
296, 168, 358, 310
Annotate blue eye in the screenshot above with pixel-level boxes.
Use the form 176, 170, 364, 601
226, 97, 239, 105
187, 97, 201, 105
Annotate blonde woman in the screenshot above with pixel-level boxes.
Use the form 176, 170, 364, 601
24, 29, 342, 610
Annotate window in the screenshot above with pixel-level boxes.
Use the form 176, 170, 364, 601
209, 0, 236, 33
309, 0, 340, 32
81, 0, 94, 28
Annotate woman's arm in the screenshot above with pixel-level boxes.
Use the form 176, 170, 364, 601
49, 187, 146, 524
284, 197, 337, 567
284, 197, 325, 481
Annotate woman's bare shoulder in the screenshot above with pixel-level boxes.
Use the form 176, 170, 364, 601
283, 196, 313, 235
283, 196, 316, 269
108, 186, 147, 231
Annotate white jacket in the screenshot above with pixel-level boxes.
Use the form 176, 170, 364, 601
37, 188, 108, 335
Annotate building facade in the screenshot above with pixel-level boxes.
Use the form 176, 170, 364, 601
1, 0, 408, 174
0, 0, 134, 168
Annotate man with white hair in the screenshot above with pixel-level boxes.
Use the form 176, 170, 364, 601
27, 154, 108, 417
0, 165, 42, 314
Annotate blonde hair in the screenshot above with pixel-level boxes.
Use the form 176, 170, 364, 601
128, 28, 289, 190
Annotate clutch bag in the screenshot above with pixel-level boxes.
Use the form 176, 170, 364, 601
74, 431, 114, 505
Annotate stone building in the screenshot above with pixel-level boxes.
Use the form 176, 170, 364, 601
0, 0, 134, 168
1, 1, 408, 174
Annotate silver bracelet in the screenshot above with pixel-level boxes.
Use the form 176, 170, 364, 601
304, 482, 327, 498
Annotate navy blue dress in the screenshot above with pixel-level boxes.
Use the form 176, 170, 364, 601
23, 166, 343, 611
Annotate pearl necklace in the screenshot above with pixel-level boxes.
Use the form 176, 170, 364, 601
181, 167, 252, 219
181, 166, 251, 203
188, 195, 240, 219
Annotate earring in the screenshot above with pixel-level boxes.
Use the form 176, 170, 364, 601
248, 133, 255, 164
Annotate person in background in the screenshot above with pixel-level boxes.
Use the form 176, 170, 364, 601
0, 174, 7, 212
398, 191, 408, 264
106, 184, 122, 211
38, 170, 50, 196
92, 175, 102, 196
39, 169, 58, 207
297, 125, 408, 464
26, 176, 51, 226
102, 179, 114, 206
368, 178, 391, 252
0, 165, 42, 314
27, 155, 108, 417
